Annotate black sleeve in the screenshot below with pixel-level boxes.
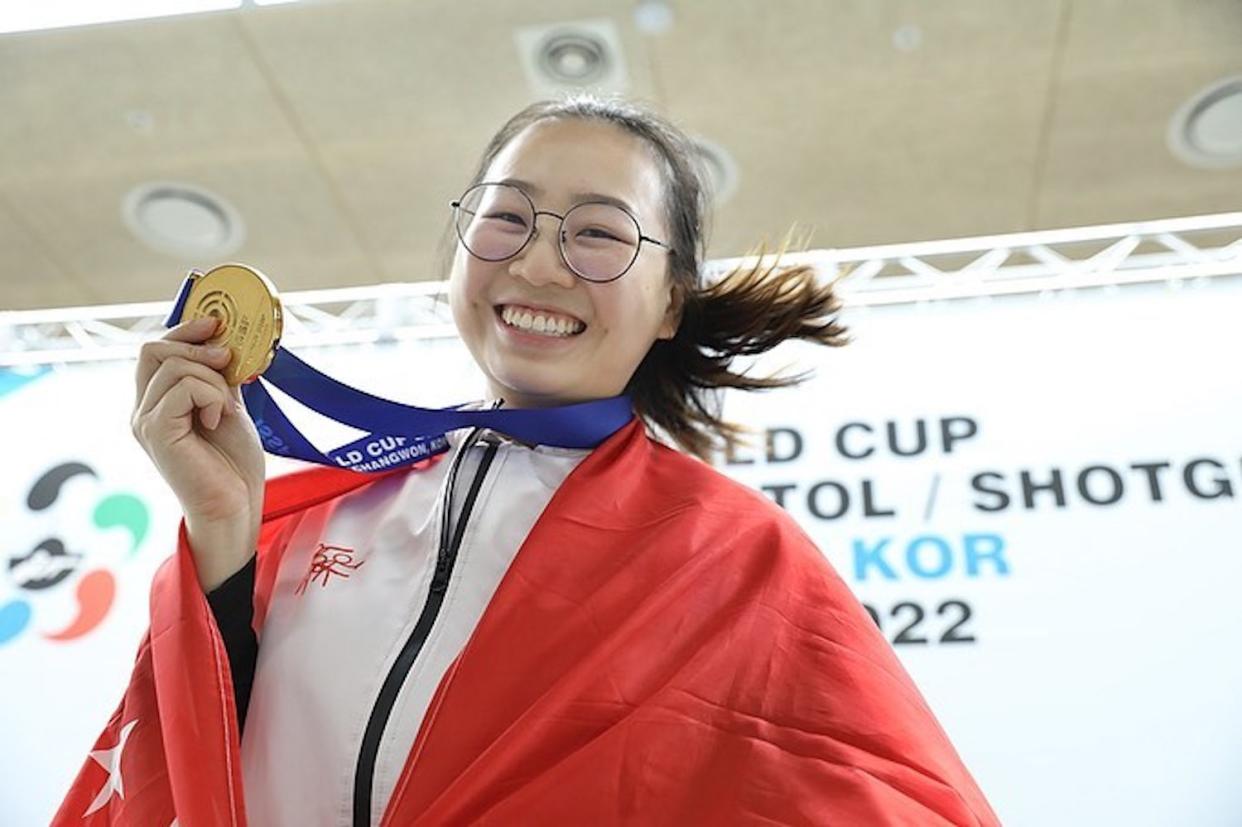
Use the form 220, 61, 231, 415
206, 554, 258, 734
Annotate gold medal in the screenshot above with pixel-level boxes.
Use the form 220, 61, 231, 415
182, 263, 283, 385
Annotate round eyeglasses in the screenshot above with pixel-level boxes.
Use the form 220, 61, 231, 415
450, 182, 672, 283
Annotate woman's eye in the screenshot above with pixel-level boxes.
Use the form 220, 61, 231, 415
578, 227, 623, 242
485, 211, 527, 227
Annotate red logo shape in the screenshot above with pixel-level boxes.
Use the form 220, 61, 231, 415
295, 544, 364, 595
44, 569, 115, 641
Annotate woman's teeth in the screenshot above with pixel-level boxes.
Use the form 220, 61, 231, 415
499, 305, 585, 337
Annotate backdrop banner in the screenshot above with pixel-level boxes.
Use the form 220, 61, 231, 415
3, 276, 1239, 825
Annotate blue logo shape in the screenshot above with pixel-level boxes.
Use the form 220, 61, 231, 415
0, 367, 51, 400
0, 599, 32, 645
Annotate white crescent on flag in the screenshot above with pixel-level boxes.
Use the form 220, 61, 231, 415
82, 720, 137, 817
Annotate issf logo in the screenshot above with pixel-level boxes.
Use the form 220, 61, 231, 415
1, 462, 150, 645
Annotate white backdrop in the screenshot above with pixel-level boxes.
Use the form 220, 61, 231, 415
2, 275, 1240, 825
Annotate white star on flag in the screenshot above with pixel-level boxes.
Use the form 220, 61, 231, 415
83, 719, 138, 816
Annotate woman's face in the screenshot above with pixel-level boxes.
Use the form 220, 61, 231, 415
449, 118, 680, 408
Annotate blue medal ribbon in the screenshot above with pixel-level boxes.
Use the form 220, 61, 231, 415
165, 281, 634, 472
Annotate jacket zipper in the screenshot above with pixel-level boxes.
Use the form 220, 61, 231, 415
352, 428, 501, 826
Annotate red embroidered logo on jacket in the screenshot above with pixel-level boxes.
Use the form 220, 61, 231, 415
295, 543, 365, 595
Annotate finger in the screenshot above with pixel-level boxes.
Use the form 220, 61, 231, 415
166, 315, 219, 343
142, 375, 228, 442
135, 336, 232, 407
138, 356, 233, 421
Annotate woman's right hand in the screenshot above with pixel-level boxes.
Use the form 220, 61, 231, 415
132, 316, 266, 590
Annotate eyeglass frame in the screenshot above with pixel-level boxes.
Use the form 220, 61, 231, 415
449, 181, 673, 283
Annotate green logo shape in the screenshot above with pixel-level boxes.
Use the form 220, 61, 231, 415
92, 493, 149, 557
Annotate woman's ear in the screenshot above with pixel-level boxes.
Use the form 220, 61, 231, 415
656, 282, 684, 340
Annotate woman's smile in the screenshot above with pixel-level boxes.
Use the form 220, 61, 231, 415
492, 303, 588, 348
495, 303, 587, 337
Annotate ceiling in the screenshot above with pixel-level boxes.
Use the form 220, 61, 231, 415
1, 0, 1240, 311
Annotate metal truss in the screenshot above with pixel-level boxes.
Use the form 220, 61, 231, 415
3, 211, 1240, 368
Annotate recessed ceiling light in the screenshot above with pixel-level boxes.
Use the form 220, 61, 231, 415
122, 182, 245, 258
1168, 76, 1242, 169
540, 32, 608, 84
514, 19, 629, 96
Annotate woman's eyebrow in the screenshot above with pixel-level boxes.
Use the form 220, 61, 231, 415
497, 177, 638, 215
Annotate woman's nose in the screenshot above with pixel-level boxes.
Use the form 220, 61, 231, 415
508, 216, 577, 289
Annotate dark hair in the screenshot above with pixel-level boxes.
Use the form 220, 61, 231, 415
451, 96, 848, 461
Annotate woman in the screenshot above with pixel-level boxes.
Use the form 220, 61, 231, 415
57, 97, 999, 826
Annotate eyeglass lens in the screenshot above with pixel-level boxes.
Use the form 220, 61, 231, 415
455, 183, 642, 281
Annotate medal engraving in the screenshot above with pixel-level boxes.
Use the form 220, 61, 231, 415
183, 264, 283, 385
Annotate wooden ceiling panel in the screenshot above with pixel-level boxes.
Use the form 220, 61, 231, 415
0, 14, 306, 181
0, 0, 1237, 310
1, 153, 372, 306
236, 0, 660, 284
1037, 53, 1242, 228
1060, 0, 1242, 70
655, 0, 1062, 248
0, 192, 90, 309
1035, 0, 1242, 227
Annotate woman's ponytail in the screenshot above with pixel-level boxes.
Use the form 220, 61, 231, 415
629, 247, 849, 460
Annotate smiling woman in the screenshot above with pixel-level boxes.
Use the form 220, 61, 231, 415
56, 95, 1000, 826
449, 117, 685, 412
447, 98, 850, 458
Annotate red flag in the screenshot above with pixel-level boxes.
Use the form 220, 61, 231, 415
54, 467, 384, 826
56, 419, 999, 825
